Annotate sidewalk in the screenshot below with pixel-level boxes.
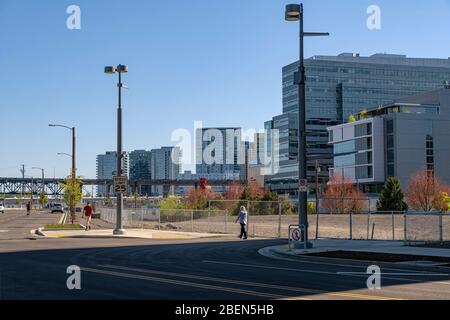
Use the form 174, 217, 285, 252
40, 228, 234, 240
271, 239, 450, 258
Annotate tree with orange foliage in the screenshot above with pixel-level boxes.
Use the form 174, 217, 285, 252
240, 180, 265, 201
224, 182, 244, 201
322, 174, 367, 214
406, 169, 450, 211
184, 187, 222, 210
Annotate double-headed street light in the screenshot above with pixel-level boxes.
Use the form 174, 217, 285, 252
49, 124, 76, 220
285, 3, 329, 248
104, 64, 128, 235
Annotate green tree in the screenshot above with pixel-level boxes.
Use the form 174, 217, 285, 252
377, 177, 408, 211
160, 195, 182, 209
62, 177, 83, 223
40, 194, 49, 207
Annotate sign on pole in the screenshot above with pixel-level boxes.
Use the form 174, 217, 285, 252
113, 176, 128, 194
299, 179, 308, 193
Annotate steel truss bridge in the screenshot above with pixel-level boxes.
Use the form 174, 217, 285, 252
0, 177, 243, 196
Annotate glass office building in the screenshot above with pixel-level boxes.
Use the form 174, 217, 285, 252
266, 53, 450, 194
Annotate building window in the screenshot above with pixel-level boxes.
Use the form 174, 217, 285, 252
386, 120, 394, 134
426, 135, 434, 176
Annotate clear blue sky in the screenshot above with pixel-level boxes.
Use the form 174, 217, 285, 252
1, 0, 450, 178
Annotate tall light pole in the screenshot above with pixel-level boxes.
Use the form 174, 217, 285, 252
49, 124, 76, 220
105, 64, 129, 235
32, 167, 45, 208
285, 3, 329, 247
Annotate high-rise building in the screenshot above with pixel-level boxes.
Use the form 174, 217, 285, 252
265, 53, 450, 194
96, 151, 128, 196
150, 146, 181, 196
129, 150, 152, 195
196, 127, 245, 177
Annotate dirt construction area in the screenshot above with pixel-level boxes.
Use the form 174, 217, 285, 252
110, 212, 450, 242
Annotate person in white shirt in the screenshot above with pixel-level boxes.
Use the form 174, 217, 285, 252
235, 206, 248, 240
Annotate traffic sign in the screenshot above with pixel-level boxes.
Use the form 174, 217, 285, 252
299, 179, 308, 193
291, 228, 301, 241
113, 176, 128, 194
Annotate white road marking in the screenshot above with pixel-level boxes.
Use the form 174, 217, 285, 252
81, 266, 306, 300
98, 264, 401, 300
203, 260, 450, 284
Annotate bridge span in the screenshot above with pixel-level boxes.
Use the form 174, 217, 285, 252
0, 177, 244, 196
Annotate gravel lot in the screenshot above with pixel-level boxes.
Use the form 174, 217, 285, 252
107, 212, 450, 242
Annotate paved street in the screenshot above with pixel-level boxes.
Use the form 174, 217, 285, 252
0, 209, 60, 240
1, 233, 450, 300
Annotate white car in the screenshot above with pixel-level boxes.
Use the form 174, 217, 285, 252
0, 203, 4, 214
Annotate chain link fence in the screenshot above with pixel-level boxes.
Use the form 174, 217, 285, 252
98, 199, 450, 243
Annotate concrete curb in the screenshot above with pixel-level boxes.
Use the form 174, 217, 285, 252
259, 245, 450, 273
34, 228, 46, 237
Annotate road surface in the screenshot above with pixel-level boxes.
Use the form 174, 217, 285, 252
0, 209, 60, 240
1, 235, 450, 300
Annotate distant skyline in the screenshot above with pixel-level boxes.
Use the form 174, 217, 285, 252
1, 0, 450, 178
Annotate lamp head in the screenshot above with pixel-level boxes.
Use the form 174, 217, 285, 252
104, 66, 116, 74
285, 4, 302, 21
117, 64, 129, 73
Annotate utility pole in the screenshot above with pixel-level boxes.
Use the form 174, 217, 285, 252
20, 165, 25, 208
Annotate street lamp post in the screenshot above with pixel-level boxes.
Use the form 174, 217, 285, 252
32, 167, 45, 208
105, 64, 128, 235
49, 124, 76, 220
285, 3, 329, 247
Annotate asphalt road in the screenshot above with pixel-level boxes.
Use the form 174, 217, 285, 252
1, 209, 449, 300
0, 209, 61, 240
1, 234, 450, 300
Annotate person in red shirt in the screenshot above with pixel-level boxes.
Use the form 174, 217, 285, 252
83, 202, 93, 231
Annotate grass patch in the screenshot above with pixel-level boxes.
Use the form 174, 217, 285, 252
44, 224, 84, 230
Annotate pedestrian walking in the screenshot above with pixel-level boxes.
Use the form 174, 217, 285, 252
235, 206, 248, 240
26, 201, 31, 216
82, 202, 93, 231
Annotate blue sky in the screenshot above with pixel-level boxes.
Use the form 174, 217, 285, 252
1, 0, 450, 178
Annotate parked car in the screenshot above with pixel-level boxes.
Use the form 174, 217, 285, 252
76, 207, 82, 213
51, 204, 63, 214
0, 203, 4, 214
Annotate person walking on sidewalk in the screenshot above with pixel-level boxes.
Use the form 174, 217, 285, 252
82, 202, 93, 231
26, 201, 31, 216
235, 206, 248, 240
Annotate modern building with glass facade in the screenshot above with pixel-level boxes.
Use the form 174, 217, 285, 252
150, 146, 181, 196
328, 87, 450, 192
265, 53, 450, 194
129, 150, 152, 195
96, 151, 129, 197
196, 127, 246, 180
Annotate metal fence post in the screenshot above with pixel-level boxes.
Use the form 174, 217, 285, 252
191, 209, 194, 232
278, 202, 282, 239
225, 210, 228, 234
391, 211, 395, 241
349, 211, 353, 240
247, 200, 250, 238
439, 212, 443, 243
366, 211, 371, 240
403, 212, 408, 245
141, 207, 144, 229
208, 200, 211, 234
158, 208, 161, 230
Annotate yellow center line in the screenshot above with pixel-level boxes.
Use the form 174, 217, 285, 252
82, 267, 311, 300
98, 264, 402, 300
